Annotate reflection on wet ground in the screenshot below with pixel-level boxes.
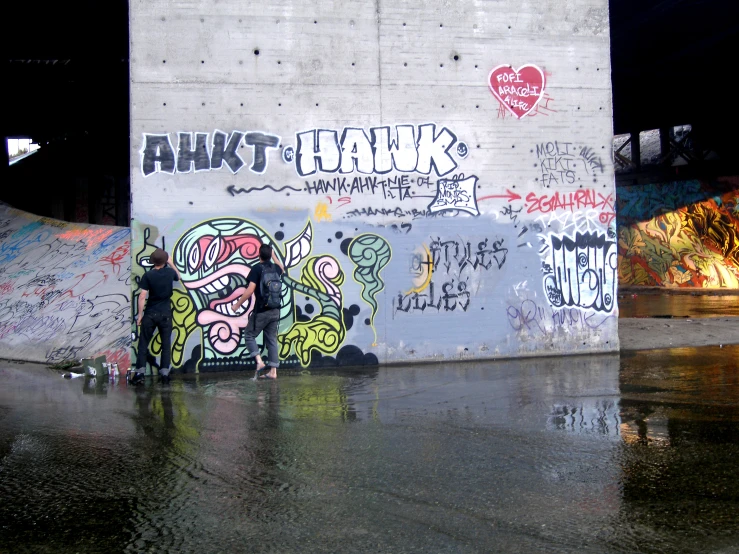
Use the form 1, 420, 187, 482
1, 347, 739, 553
619, 292, 739, 318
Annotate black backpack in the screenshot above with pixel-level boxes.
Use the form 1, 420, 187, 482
259, 262, 282, 309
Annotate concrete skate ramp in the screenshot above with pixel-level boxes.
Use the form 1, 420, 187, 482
0, 204, 131, 366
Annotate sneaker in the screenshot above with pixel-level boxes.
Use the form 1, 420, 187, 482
130, 371, 145, 385
159, 373, 171, 384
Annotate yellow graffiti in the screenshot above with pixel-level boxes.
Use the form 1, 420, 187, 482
133, 222, 199, 371
279, 314, 345, 366
618, 192, 739, 288
151, 289, 200, 368
279, 255, 346, 366
279, 379, 350, 421
405, 243, 433, 294
314, 202, 332, 222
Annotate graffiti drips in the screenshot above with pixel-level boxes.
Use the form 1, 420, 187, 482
488, 64, 546, 119
348, 234, 392, 343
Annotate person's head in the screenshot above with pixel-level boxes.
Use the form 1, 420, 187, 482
150, 248, 168, 267
259, 244, 272, 262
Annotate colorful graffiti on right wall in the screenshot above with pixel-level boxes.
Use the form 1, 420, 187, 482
617, 177, 739, 288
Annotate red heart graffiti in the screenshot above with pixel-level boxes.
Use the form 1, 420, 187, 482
488, 64, 546, 119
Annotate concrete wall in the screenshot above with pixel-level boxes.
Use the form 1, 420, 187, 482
0, 204, 131, 365
130, 0, 618, 373
618, 177, 739, 288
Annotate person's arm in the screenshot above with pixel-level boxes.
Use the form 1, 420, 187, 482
272, 249, 284, 272
167, 258, 182, 282
232, 282, 256, 312
137, 290, 147, 326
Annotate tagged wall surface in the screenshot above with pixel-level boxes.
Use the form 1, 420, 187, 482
0, 204, 131, 365
130, 0, 619, 373
617, 177, 739, 288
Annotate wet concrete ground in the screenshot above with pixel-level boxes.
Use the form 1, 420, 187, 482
2, 346, 739, 553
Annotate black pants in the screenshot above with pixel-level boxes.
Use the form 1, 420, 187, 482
136, 311, 172, 371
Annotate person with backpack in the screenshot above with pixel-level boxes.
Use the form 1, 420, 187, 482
232, 244, 284, 379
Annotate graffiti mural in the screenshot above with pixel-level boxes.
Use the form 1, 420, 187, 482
348, 234, 392, 343
617, 179, 739, 287
133, 124, 619, 364
141, 124, 481, 220
543, 231, 617, 313
140, 131, 282, 176
0, 205, 132, 365
428, 174, 479, 216
488, 64, 546, 119
131, 225, 199, 371
131, 217, 392, 372
534, 141, 606, 186
506, 298, 613, 338
396, 234, 508, 314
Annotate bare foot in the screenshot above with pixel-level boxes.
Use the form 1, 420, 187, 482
260, 368, 277, 379
254, 364, 266, 379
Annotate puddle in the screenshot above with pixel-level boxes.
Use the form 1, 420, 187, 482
1, 353, 738, 553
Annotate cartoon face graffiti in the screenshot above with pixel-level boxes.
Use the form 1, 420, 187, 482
173, 218, 292, 357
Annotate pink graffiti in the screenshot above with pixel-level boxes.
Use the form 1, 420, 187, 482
315, 256, 342, 307
185, 264, 256, 355
488, 64, 546, 119
525, 190, 615, 215
58, 228, 114, 248
196, 287, 254, 354
188, 234, 261, 272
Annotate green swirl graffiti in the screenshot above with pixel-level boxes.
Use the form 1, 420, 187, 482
348, 234, 392, 343
279, 255, 346, 365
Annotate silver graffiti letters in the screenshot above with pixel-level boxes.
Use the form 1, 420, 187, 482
543, 232, 616, 313
295, 124, 458, 177
141, 131, 281, 176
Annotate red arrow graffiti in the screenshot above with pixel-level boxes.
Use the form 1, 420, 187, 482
478, 189, 522, 203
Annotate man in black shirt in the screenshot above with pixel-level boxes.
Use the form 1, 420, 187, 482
232, 244, 284, 379
132, 248, 181, 385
